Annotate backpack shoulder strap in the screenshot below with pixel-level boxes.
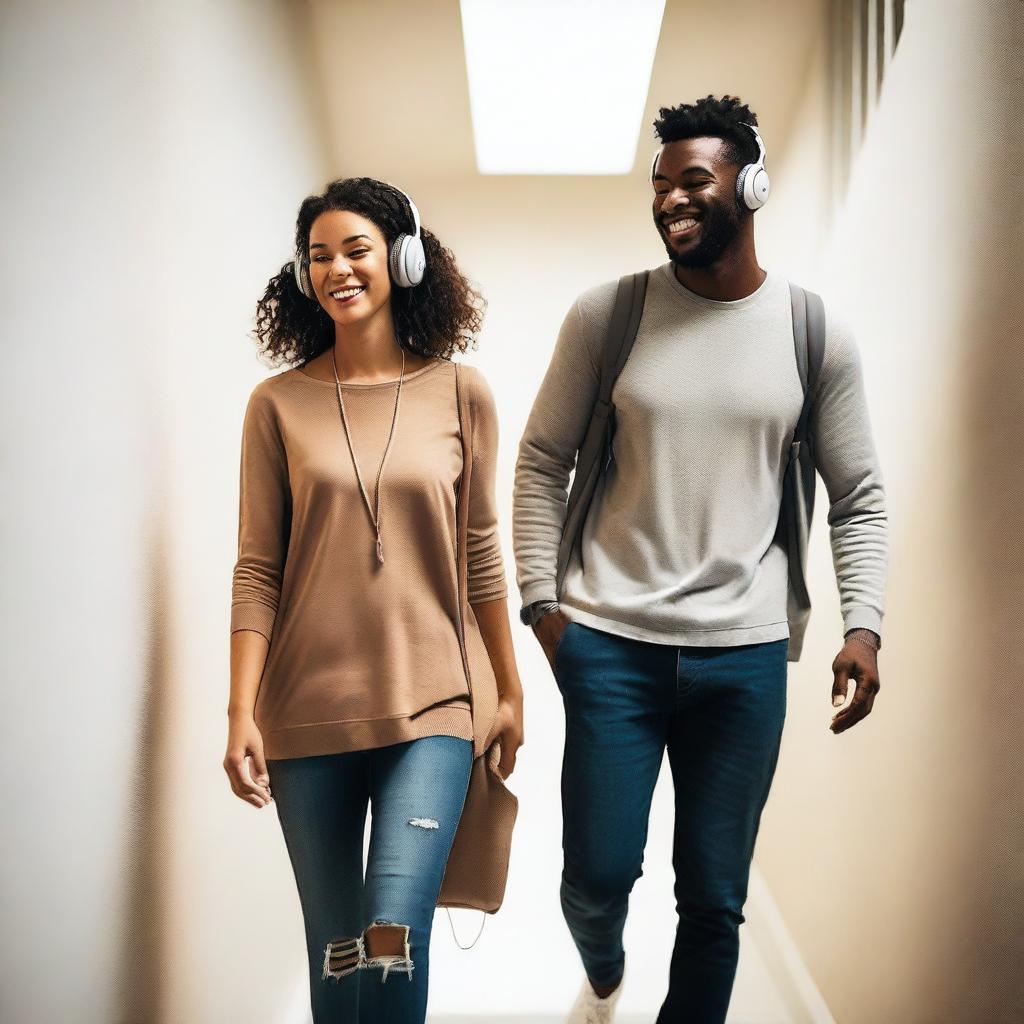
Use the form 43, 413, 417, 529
788, 282, 827, 445
553, 269, 650, 594
596, 270, 650, 413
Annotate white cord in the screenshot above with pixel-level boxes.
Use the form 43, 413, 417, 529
444, 907, 487, 950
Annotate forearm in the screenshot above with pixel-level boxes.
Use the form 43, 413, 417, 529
228, 628, 270, 717
513, 296, 604, 614
512, 439, 573, 610
811, 316, 890, 638
826, 498, 889, 635
471, 597, 524, 704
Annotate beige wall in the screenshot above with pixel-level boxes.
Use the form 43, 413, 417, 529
756, 1, 1024, 1021
148, 4, 330, 1023
0, 2, 329, 1023
0, 3, 159, 1020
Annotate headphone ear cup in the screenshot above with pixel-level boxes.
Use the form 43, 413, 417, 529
737, 164, 753, 208
746, 166, 770, 209
403, 235, 426, 286
293, 256, 315, 299
389, 234, 408, 287
735, 164, 770, 210
389, 233, 426, 288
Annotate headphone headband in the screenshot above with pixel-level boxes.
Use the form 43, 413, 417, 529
382, 180, 421, 239
739, 122, 765, 166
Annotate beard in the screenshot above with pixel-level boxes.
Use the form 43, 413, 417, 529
659, 200, 742, 269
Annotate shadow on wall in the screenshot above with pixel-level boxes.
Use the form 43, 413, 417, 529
117, 510, 172, 1024
951, 83, 1024, 1019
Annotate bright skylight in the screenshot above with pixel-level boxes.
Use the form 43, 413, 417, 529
459, 0, 666, 175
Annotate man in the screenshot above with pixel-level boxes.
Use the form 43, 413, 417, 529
512, 94, 888, 1024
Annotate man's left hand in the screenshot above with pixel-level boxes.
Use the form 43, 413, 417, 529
830, 629, 881, 734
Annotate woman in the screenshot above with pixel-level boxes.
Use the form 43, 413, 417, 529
223, 177, 524, 1023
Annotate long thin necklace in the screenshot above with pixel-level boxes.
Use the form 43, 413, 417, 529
332, 346, 405, 564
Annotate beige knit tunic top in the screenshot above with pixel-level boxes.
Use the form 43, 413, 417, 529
230, 357, 508, 760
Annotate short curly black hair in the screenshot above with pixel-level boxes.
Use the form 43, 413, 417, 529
652, 94, 760, 168
252, 177, 485, 368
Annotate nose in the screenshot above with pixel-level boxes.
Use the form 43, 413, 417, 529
665, 187, 691, 208
328, 255, 352, 279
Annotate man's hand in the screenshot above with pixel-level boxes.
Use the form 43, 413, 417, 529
830, 629, 881, 734
532, 606, 572, 671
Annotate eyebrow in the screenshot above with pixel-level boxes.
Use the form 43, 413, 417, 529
653, 165, 716, 182
309, 234, 373, 249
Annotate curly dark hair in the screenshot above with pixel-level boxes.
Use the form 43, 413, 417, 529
252, 177, 485, 368
652, 94, 760, 168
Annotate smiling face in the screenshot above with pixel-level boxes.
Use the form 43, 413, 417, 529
651, 135, 744, 270
306, 209, 393, 328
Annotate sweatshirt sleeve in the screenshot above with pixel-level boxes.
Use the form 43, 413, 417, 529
230, 382, 291, 641
465, 367, 508, 604
511, 286, 610, 612
810, 313, 890, 638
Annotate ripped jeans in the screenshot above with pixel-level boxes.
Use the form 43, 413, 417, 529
266, 735, 473, 1024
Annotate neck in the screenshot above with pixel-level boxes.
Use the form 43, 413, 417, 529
332, 304, 411, 382
671, 226, 766, 302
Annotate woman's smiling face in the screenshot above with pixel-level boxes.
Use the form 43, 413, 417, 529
306, 209, 393, 327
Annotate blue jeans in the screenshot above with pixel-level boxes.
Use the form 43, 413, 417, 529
554, 621, 789, 1024
266, 736, 473, 1024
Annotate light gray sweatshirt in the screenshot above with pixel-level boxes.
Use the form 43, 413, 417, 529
512, 262, 888, 646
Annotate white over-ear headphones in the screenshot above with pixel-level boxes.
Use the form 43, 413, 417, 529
734, 122, 770, 210
293, 181, 426, 300
385, 183, 426, 288
649, 121, 770, 211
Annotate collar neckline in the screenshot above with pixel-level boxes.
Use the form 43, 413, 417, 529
659, 262, 776, 309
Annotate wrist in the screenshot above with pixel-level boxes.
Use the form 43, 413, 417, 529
528, 600, 561, 627
844, 627, 880, 652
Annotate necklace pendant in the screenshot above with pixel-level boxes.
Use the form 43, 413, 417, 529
376, 536, 385, 564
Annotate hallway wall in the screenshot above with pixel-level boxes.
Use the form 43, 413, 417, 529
756, 2, 1024, 1020
0, 2, 329, 1022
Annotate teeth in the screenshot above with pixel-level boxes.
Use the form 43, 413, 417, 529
330, 286, 365, 299
668, 218, 698, 232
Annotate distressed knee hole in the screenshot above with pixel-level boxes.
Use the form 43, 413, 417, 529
408, 817, 439, 829
321, 935, 364, 981
363, 921, 414, 983
322, 923, 414, 984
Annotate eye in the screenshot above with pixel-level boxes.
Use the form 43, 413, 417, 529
347, 248, 369, 258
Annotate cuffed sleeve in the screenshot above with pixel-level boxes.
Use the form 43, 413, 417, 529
465, 367, 508, 604
810, 314, 890, 640
230, 382, 291, 642
512, 288, 610, 615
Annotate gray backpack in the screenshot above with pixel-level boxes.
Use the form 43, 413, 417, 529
554, 270, 826, 662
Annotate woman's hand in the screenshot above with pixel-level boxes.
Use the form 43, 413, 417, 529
487, 695, 524, 781
223, 711, 274, 808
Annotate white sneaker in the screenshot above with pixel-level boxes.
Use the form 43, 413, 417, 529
566, 969, 624, 1023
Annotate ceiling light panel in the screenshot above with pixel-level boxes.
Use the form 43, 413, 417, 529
460, 0, 666, 174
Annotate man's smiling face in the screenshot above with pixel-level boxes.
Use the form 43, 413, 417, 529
652, 135, 744, 270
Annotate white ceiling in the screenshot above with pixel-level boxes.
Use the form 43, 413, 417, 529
301, 0, 827, 182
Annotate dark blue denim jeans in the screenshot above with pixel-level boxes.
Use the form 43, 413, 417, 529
554, 620, 789, 1024
266, 735, 473, 1024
